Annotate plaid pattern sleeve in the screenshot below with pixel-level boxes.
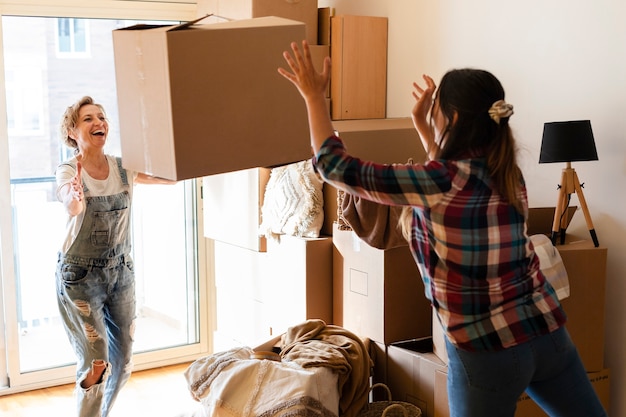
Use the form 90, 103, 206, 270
316, 136, 567, 351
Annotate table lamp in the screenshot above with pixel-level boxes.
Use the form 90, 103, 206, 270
539, 120, 599, 247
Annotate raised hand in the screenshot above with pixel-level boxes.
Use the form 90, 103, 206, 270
277, 40, 334, 154
278, 40, 330, 102
70, 162, 84, 203
411, 74, 436, 127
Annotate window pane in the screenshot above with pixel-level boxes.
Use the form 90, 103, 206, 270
72, 18, 87, 53
57, 18, 70, 52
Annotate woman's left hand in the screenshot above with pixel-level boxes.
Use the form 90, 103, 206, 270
278, 40, 330, 104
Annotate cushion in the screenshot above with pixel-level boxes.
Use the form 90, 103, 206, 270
259, 159, 324, 240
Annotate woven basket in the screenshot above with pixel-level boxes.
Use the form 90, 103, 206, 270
358, 383, 422, 417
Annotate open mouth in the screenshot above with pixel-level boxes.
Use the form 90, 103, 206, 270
92, 131, 105, 136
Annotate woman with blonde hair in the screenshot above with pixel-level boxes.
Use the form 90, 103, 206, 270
55, 96, 173, 417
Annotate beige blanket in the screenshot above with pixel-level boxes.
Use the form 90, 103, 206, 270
280, 319, 373, 417
184, 320, 371, 417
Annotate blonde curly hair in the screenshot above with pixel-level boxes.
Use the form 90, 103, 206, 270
59, 96, 106, 153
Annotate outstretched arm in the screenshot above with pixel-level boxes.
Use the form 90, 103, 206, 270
278, 40, 334, 155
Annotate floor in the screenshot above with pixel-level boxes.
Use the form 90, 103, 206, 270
0, 362, 204, 417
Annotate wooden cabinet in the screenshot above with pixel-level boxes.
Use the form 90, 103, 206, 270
330, 15, 388, 120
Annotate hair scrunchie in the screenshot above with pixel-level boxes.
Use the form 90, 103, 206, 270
488, 100, 514, 124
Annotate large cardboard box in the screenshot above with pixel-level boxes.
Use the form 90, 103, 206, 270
433, 367, 610, 417
386, 338, 447, 417
213, 236, 333, 352
321, 118, 427, 236
113, 17, 311, 180
196, 0, 319, 44
332, 223, 431, 344
264, 235, 333, 336
213, 240, 270, 351
557, 237, 607, 372
203, 168, 270, 252
331, 15, 388, 120
317, 7, 332, 45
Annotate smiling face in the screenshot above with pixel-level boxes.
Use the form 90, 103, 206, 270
70, 104, 108, 152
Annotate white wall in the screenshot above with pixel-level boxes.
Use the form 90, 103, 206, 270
322, 0, 626, 415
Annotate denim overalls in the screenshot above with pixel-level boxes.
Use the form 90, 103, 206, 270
56, 157, 135, 417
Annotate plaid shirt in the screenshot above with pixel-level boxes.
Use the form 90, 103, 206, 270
316, 136, 566, 351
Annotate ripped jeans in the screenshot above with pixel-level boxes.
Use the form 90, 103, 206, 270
56, 254, 136, 417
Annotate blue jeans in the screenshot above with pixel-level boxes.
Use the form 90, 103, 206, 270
445, 327, 607, 417
56, 255, 136, 417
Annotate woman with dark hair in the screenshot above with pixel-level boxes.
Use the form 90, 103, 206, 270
278, 41, 606, 417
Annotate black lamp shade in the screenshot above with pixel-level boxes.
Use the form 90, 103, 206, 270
539, 120, 599, 163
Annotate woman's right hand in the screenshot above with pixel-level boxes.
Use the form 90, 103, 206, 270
63, 162, 84, 216
70, 162, 84, 203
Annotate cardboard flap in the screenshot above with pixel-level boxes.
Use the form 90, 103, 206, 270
527, 206, 577, 236
169, 14, 215, 31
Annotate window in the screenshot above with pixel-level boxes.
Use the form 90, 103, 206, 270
56, 18, 89, 57
4, 68, 44, 135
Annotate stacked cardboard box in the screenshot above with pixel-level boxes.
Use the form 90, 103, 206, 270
196, 0, 319, 44
332, 223, 432, 346
212, 235, 333, 352
113, 16, 312, 181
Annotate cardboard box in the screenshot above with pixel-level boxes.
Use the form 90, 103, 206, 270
196, 0, 319, 44
317, 7, 332, 45
434, 367, 610, 417
320, 118, 427, 236
386, 338, 447, 417
527, 206, 577, 238
331, 15, 388, 120
213, 236, 333, 352
213, 240, 271, 351
113, 17, 311, 180
203, 168, 270, 252
368, 340, 387, 390
332, 223, 432, 344
557, 238, 607, 372
264, 235, 333, 336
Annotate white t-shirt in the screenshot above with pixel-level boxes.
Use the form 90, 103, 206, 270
55, 155, 137, 254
